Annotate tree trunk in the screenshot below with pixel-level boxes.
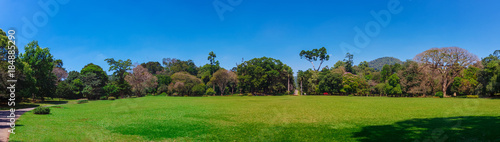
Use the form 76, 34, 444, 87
442, 78, 448, 97
300, 80, 303, 95
287, 74, 290, 94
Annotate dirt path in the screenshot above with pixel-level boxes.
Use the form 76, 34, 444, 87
0, 107, 37, 142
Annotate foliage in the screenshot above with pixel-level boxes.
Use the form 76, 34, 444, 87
163, 58, 198, 76
368, 57, 403, 71
76, 99, 88, 104
141, 61, 163, 74
18, 41, 57, 101
385, 74, 402, 96
210, 69, 237, 96
341, 73, 369, 96
52, 67, 68, 82
33, 107, 50, 114
466, 95, 479, 98
451, 67, 480, 95
317, 69, 343, 94
191, 84, 206, 96
103, 83, 120, 97
198, 63, 220, 84
205, 88, 216, 96
414, 47, 479, 97
108, 96, 116, 100
435, 91, 444, 98
299, 47, 330, 71
55, 81, 73, 99
105, 58, 132, 96
344, 52, 355, 73
237, 57, 293, 94
170, 72, 203, 96
80, 63, 108, 100
125, 66, 158, 97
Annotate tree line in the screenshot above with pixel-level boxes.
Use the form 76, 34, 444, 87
1, 28, 499, 102
298, 47, 500, 98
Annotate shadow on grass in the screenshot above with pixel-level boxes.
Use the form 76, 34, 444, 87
353, 116, 500, 142
0, 104, 40, 110
42, 101, 68, 105
108, 121, 353, 141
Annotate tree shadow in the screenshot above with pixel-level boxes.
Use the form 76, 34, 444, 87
353, 116, 500, 142
0, 104, 40, 110
42, 101, 68, 105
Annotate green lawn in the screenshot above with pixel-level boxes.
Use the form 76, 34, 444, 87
10, 96, 500, 141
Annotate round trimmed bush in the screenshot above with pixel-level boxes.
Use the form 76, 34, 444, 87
33, 107, 50, 114
108, 97, 116, 100
435, 91, 444, 98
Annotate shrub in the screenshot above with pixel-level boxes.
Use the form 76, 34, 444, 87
99, 96, 107, 100
191, 84, 206, 96
33, 107, 50, 114
108, 97, 116, 100
205, 88, 216, 96
435, 92, 444, 98
77, 99, 89, 104
246, 93, 253, 96
159, 92, 167, 96
466, 95, 479, 98
202, 95, 209, 97
348, 94, 354, 97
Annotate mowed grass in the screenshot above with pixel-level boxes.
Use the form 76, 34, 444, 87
10, 96, 500, 141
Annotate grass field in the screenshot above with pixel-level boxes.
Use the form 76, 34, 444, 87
10, 96, 500, 141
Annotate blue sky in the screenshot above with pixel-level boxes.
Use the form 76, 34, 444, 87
1, 0, 499, 74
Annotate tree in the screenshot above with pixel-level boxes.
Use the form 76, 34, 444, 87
237, 57, 292, 94
80, 63, 108, 100
105, 58, 132, 96
170, 72, 203, 96
18, 41, 57, 101
299, 47, 330, 71
141, 61, 163, 75
55, 81, 72, 99
451, 67, 479, 95
163, 58, 199, 75
318, 69, 343, 94
103, 83, 120, 98
0, 29, 18, 61
385, 74, 403, 96
52, 67, 68, 82
191, 84, 206, 96
208, 51, 220, 75
380, 64, 392, 82
125, 65, 158, 97
333, 61, 346, 70
414, 47, 479, 97
210, 69, 237, 96
198, 63, 220, 84
344, 52, 354, 73
398, 60, 422, 96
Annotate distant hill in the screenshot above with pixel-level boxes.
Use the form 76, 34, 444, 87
368, 57, 403, 71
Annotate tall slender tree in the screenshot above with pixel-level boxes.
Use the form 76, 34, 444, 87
105, 58, 133, 97
300, 47, 330, 71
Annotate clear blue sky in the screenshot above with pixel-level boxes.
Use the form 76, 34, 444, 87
1, 0, 499, 74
